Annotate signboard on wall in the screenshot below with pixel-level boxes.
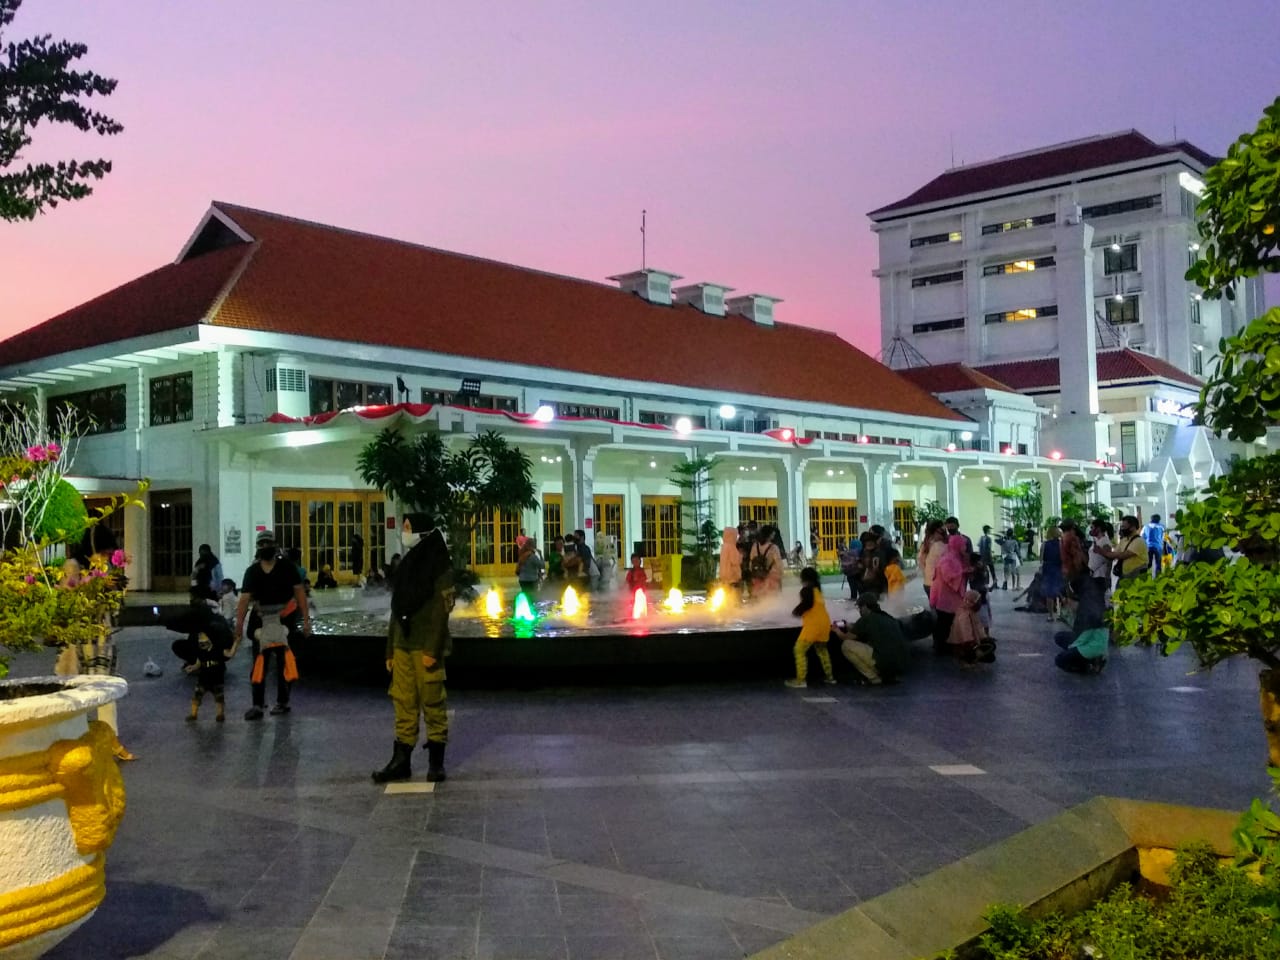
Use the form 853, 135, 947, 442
224, 526, 241, 556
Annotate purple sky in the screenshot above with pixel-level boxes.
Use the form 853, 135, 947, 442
1, 0, 1276, 354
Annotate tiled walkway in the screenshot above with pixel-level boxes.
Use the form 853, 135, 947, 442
11, 588, 1271, 959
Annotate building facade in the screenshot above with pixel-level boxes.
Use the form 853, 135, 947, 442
870, 131, 1267, 520
0, 203, 1110, 589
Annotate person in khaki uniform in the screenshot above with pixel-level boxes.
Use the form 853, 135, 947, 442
372, 515, 455, 784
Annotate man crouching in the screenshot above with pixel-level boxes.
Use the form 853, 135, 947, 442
372, 514, 455, 784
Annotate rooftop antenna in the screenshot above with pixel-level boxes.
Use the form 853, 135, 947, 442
949, 133, 956, 169
641, 209, 647, 270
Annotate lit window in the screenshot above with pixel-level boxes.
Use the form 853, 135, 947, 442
909, 230, 962, 248
980, 213, 1054, 235
984, 305, 1058, 325
982, 256, 1055, 276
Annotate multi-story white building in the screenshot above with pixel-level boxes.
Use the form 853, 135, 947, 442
870, 130, 1267, 520
0, 202, 1112, 588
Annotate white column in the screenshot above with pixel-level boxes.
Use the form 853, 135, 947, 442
1053, 220, 1102, 460
561, 443, 597, 537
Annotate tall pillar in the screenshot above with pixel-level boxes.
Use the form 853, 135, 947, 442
869, 461, 896, 529
1053, 220, 1103, 460
561, 443, 597, 536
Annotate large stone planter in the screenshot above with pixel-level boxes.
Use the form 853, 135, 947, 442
751, 796, 1242, 960
0, 676, 128, 960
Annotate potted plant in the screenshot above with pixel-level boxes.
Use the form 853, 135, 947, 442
0, 401, 143, 958
1111, 95, 1280, 766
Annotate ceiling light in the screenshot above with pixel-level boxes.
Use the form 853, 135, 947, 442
960, 430, 973, 441
532, 404, 555, 423
674, 416, 693, 436
826, 469, 834, 477
649, 460, 657, 469
718, 404, 736, 419
982, 475, 990, 482
1110, 241, 1122, 252
555, 455, 562, 462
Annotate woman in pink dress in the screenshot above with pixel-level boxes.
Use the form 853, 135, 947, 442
929, 536, 969, 655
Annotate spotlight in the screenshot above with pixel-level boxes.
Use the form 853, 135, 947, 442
960, 430, 973, 442
1049, 450, 1063, 460
532, 405, 555, 423
718, 404, 736, 419
674, 416, 693, 436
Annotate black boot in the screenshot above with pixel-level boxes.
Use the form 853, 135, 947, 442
372, 741, 413, 783
425, 740, 447, 783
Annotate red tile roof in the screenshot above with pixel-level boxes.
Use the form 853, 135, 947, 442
0, 244, 250, 367
0, 203, 965, 423
971, 350, 1202, 392
894, 363, 1014, 394
870, 131, 1216, 219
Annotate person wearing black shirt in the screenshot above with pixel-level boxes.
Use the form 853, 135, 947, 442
231, 530, 310, 720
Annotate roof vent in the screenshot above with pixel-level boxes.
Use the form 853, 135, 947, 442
672, 282, 734, 317
726, 293, 782, 326
607, 269, 683, 306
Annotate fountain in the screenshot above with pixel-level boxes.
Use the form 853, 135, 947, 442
302, 578, 928, 685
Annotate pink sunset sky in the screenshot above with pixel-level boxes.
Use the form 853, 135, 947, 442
1, 0, 1276, 354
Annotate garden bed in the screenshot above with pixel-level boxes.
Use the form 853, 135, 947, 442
748, 797, 1256, 960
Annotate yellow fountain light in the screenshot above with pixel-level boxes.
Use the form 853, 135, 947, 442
561, 585, 581, 617
708, 587, 726, 612
662, 588, 685, 613
632, 588, 648, 619
484, 587, 503, 618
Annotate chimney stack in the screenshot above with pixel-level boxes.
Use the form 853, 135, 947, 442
673, 282, 734, 317
607, 269, 683, 306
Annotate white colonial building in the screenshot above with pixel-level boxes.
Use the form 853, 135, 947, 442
869, 130, 1267, 520
0, 203, 1111, 589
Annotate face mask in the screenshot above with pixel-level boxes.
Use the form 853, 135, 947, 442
256, 546, 276, 562
403, 532, 421, 550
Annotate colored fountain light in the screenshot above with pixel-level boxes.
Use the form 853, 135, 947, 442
662, 588, 685, 613
708, 587, 726, 612
561, 585, 581, 617
513, 593, 535, 622
484, 587, 503, 618
632, 588, 648, 619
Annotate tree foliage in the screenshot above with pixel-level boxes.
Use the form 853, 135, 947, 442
1, 0, 122, 221
1186, 95, 1280, 298
356, 427, 537, 570
988, 480, 1042, 540
1059, 478, 1110, 526
669, 454, 718, 588
1113, 97, 1280, 697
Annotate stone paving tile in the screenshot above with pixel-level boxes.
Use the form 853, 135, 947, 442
18, 587, 1276, 960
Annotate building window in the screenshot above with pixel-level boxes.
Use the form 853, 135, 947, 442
1017, 443, 1028, 455
1120, 422, 1138, 472
593, 495, 625, 559
909, 231, 962, 248
148, 373, 193, 426
737, 498, 778, 528
310, 378, 392, 415
983, 256, 1055, 276
638, 411, 707, 428
1103, 243, 1138, 275
272, 488, 386, 581
980, 212, 1055, 235
48, 385, 126, 436
552, 402, 621, 420
910, 270, 963, 288
984, 305, 1058, 325
912, 317, 965, 334
1189, 298, 1202, 325
1081, 195, 1161, 219
640, 496, 680, 557
540, 494, 563, 549
1105, 295, 1140, 325
808, 501, 858, 558
1192, 350, 1204, 375
421, 389, 518, 412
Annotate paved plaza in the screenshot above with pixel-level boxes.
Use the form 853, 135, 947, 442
11, 587, 1272, 960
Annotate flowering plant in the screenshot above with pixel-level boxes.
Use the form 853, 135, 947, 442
0, 401, 147, 678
